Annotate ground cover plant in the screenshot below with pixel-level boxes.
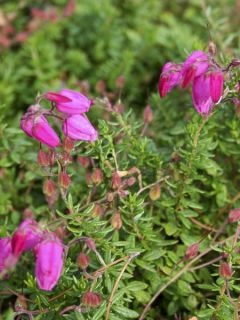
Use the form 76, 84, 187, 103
0, 1, 240, 320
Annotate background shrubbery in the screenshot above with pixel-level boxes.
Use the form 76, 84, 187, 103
0, 1, 240, 319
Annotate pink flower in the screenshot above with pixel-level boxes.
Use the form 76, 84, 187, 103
181, 50, 209, 88
35, 236, 64, 291
192, 74, 214, 115
62, 114, 98, 141
11, 219, 42, 257
209, 70, 224, 103
20, 109, 60, 148
0, 238, 12, 273
158, 63, 182, 98
55, 89, 93, 115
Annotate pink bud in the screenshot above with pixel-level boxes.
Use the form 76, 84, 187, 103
35, 236, 64, 291
85, 238, 96, 251
116, 75, 125, 89
158, 63, 182, 98
43, 179, 56, 197
209, 70, 224, 103
59, 172, 71, 189
56, 89, 93, 114
37, 150, 49, 167
63, 0, 76, 17
82, 292, 102, 307
15, 32, 29, 43
185, 243, 199, 259
219, 262, 232, 279
92, 204, 104, 218
91, 168, 103, 185
143, 105, 153, 123
77, 252, 89, 269
63, 114, 98, 142
111, 212, 122, 230
20, 111, 60, 148
11, 219, 42, 257
77, 156, 90, 168
63, 137, 75, 153
0, 238, 12, 273
181, 50, 209, 88
229, 208, 240, 223
127, 176, 136, 186
112, 172, 121, 189
192, 74, 214, 115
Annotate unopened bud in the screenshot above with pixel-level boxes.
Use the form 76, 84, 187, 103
62, 152, 73, 165
82, 292, 102, 307
15, 294, 28, 311
112, 172, 121, 189
149, 184, 161, 201
116, 75, 125, 89
111, 212, 122, 230
107, 192, 115, 202
219, 262, 232, 279
85, 238, 96, 251
96, 80, 106, 94
185, 243, 199, 259
43, 179, 56, 197
78, 156, 90, 168
63, 137, 74, 153
48, 149, 56, 166
143, 105, 153, 123
37, 150, 49, 166
229, 208, 240, 223
91, 168, 103, 185
23, 208, 33, 219
127, 177, 136, 186
59, 172, 71, 189
92, 204, 104, 217
77, 252, 89, 269
86, 172, 93, 185
208, 41, 217, 56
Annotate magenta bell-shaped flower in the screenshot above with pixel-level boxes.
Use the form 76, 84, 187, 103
181, 50, 209, 88
55, 89, 93, 115
63, 114, 98, 141
0, 238, 12, 273
158, 62, 182, 98
192, 74, 214, 115
11, 219, 42, 257
35, 236, 64, 291
209, 69, 224, 103
20, 108, 60, 148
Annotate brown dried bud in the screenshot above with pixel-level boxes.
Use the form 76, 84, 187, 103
62, 152, 73, 165
55, 226, 67, 239
23, 208, 33, 219
15, 294, 28, 311
85, 238, 96, 251
48, 149, 56, 166
112, 172, 122, 189
59, 172, 71, 189
78, 80, 90, 96
37, 150, 49, 166
116, 75, 125, 89
229, 208, 240, 223
96, 80, 106, 94
91, 168, 103, 185
92, 204, 104, 218
78, 156, 91, 168
107, 192, 115, 202
208, 41, 217, 56
82, 292, 102, 307
149, 184, 161, 201
63, 137, 75, 153
111, 212, 122, 230
86, 172, 93, 185
77, 252, 90, 269
143, 105, 153, 123
185, 243, 199, 259
43, 179, 56, 197
219, 262, 232, 279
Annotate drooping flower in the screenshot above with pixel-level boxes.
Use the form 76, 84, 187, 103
11, 219, 42, 257
62, 114, 98, 141
35, 236, 64, 291
158, 62, 182, 98
181, 50, 209, 88
209, 69, 224, 103
55, 89, 93, 115
0, 238, 12, 273
20, 108, 60, 148
192, 74, 214, 115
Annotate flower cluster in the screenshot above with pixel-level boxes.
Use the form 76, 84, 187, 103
20, 89, 98, 148
0, 219, 64, 291
158, 50, 225, 115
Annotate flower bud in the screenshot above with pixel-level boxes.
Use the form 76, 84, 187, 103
77, 156, 90, 168
92, 204, 104, 218
77, 252, 89, 269
208, 41, 217, 56
23, 208, 34, 219
185, 243, 199, 259
112, 172, 121, 189
85, 238, 96, 251
111, 212, 122, 230
82, 292, 102, 307
15, 295, 28, 312
127, 177, 136, 186
96, 80, 106, 94
149, 184, 161, 201
43, 179, 56, 197
107, 192, 115, 202
116, 75, 125, 89
48, 149, 56, 166
63, 137, 75, 153
0, 238, 12, 273
229, 208, 240, 223
219, 262, 232, 279
143, 105, 153, 123
59, 172, 71, 189
35, 236, 64, 291
37, 150, 49, 167
62, 152, 73, 165
91, 168, 103, 185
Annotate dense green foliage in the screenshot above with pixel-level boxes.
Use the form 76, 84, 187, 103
0, 1, 240, 319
